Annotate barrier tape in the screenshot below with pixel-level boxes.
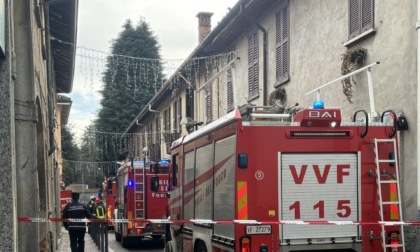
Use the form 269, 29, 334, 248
17, 217, 420, 226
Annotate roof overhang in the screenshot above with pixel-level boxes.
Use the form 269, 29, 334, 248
49, 0, 79, 93
57, 94, 72, 125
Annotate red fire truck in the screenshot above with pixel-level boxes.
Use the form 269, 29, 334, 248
114, 160, 169, 247
161, 102, 405, 252
103, 176, 117, 229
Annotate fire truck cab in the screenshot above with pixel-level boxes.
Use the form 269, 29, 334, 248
164, 102, 404, 252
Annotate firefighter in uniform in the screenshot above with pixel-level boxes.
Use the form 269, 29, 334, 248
62, 192, 93, 252
92, 198, 106, 220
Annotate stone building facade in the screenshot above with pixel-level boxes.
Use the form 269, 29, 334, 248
0, 0, 78, 251
123, 0, 419, 250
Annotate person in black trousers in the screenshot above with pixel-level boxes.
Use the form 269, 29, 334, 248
62, 192, 93, 252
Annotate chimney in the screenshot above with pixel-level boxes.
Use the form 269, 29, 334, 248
196, 12, 213, 44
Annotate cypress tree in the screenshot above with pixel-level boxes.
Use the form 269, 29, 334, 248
61, 125, 80, 186
95, 19, 164, 161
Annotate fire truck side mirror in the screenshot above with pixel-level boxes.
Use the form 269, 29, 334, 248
151, 176, 159, 193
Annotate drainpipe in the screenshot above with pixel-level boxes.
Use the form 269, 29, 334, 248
44, 2, 56, 157
417, 0, 420, 211
239, 2, 268, 105
149, 104, 160, 113
49, 231, 53, 252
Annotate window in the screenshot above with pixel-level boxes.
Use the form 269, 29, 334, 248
349, 0, 374, 39
247, 31, 259, 100
276, 1, 290, 85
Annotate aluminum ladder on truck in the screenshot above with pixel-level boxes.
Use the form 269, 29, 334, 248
373, 138, 405, 252
135, 167, 145, 220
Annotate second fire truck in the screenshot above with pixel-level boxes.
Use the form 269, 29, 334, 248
155, 101, 406, 252
114, 160, 169, 247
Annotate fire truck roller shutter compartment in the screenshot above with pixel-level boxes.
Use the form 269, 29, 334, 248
281, 153, 359, 244
184, 151, 195, 230
195, 144, 214, 222
213, 135, 236, 239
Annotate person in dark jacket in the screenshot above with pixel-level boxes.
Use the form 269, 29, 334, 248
86, 196, 96, 234
62, 192, 93, 252
87, 196, 96, 212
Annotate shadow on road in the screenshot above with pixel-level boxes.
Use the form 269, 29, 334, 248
123, 238, 164, 250
108, 230, 164, 251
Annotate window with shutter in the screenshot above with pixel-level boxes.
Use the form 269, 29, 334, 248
226, 52, 234, 112
163, 109, 168, 131
167, 108, 171, 132
227, 68, 234, 112
172, 101, 177, 133
186, 90, 194, 119
155, 117, 161, 143
152, 121, 156, 143
147, 124, 152, 148
177, 98, 181, 131
173, 99, 181, 133
276, 1, 290, 85
141, 130, 146, 152
205, 81, 212, 121
247, 31, 259, 100
348, 0, 374, 39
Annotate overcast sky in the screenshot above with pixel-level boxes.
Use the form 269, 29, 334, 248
68, 0, 238, 143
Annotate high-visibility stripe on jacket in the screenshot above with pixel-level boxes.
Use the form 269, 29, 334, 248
95, 205, 106, 219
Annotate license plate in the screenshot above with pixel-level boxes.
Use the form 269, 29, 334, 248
246, 225, 271, 234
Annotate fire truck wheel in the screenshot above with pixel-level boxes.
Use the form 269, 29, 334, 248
114, 231, 121, 242
165, 241, 173, 252
121, 235, 130, 248
195, 240, 207, 252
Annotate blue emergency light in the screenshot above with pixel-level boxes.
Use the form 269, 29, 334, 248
127, 180, 134, 187
313, 100, 324, 109
160, 159, 168, 165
